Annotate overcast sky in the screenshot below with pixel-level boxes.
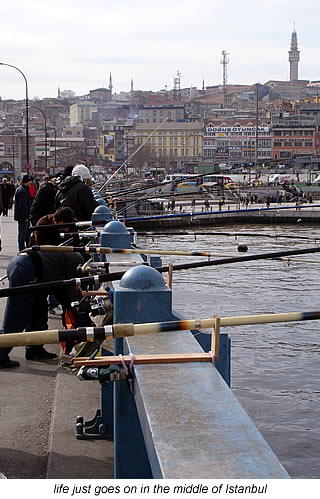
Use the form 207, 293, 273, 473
1, 0, 319, 100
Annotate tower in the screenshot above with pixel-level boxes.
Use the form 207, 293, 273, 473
109, 72, 113, 93
289, 24, 300, 81
220, 50, 229, 107
173, 70, 181, 101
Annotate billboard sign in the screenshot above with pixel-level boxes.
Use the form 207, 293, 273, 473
206, 126, 269, 133
104, 133, 115, 156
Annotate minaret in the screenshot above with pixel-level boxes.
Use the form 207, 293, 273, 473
289, 24, 300, 81
130, 78, 134, 92
109, 73, 113, 93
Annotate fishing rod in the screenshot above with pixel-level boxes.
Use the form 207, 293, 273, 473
1, 309, 320, 349
113, 171, 230, 216
29, 220, 108, 232
105, 169, 224, 199
59, 232, 98, 239
114, 188, 205, 219
137, 230, 320, 241
47, 228, 315, 243
2, 245, 320, 298
98, 118, 169, 193
125, 203, 320, 222
32, 244, 215, 258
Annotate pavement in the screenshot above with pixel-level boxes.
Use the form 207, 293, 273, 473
0, 212, 113, 479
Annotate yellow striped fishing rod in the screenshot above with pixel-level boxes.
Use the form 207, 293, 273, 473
1, 310, 320, 349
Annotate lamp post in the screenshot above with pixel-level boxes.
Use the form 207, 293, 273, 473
47, 127, 57, 174
0, 62, 29, 166
29, 105, 47, 173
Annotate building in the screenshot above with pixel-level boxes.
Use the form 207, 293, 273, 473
88, 87, 112, 102
69, 101, 98, 126
138, 99, 185, 123
131, 121, 203, 166
271, 114, 317, 165
204, 120, 272, 166
0, 131, 35, 180
264, 80, 309, 101
99, 119, 135, 164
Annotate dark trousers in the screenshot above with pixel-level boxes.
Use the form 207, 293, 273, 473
0, 254, 48, 362
3, 200, 10, 216
17, 221, 30, 251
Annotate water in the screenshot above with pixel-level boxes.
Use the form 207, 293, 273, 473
139, 224, 320, 478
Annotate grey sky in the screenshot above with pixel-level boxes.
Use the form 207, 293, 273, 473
1, 0, 319, 100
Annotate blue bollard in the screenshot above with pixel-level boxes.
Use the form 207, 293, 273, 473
113, 265, 175, 478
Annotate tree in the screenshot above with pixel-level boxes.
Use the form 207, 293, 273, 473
60, 89, 76, 99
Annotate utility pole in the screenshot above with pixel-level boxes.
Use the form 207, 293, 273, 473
255, 83, 259, 171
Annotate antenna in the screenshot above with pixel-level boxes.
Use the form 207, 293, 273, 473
220, 50, 229, 107
173, 70, 182, 101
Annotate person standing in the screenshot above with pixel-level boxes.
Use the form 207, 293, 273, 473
14, 175, 32, 251
30, 175, 58, 226
0, 178, 14, 216
54, 165, 98, 221
28, 177, 37, 203
0, 250, 86, 368
8, 181, 15, 209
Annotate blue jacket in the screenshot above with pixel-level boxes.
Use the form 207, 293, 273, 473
14, 184, 32, 222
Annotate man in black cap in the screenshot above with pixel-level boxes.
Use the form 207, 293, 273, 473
14, 175, 32, 251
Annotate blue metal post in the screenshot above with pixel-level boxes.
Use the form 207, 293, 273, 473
113, 266, 174, 478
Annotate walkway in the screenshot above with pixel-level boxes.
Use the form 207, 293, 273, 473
0, 213, 113, 479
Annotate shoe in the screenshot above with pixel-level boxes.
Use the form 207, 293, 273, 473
49, 305, 63, 316
25, 348, 57, 360
0, 357, 20, 369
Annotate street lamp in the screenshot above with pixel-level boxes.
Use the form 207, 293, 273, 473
29, 105, 47, 172
0, 62, 29, 166
47, 126, 57, 173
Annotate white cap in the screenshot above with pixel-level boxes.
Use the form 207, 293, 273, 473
72, 165, 91, 181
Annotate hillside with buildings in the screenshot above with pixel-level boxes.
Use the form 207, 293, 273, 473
1, 28, 320, 181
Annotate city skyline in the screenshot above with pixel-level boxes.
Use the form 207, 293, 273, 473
1, 0, 319, 101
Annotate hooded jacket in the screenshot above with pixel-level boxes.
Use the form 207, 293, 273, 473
30, 181, 58, 225
54, 175, 98, 221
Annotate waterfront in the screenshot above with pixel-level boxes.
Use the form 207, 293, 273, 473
138, 223, 320, 479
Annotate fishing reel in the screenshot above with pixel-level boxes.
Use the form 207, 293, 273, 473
90, 296, 106, 317
77, 364, 120, 385
71, 295, 106, 319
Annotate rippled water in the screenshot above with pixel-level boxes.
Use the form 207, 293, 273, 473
139, 224, 320, 478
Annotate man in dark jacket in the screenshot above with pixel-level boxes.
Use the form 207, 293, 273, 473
30, 175, 58, 226
1, 178, 15, 216
54, 165, 98, 221
14, 175, 32, 251
0, 250, 86, 368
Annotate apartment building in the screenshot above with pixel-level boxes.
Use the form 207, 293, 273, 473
70, 101, 98, 126
132, 122, 203, 164
138, 103, 185, 123
271, 115, 316, 162
204, 120, 272, 165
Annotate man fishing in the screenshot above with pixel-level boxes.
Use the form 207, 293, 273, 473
0, 249, 86, 369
